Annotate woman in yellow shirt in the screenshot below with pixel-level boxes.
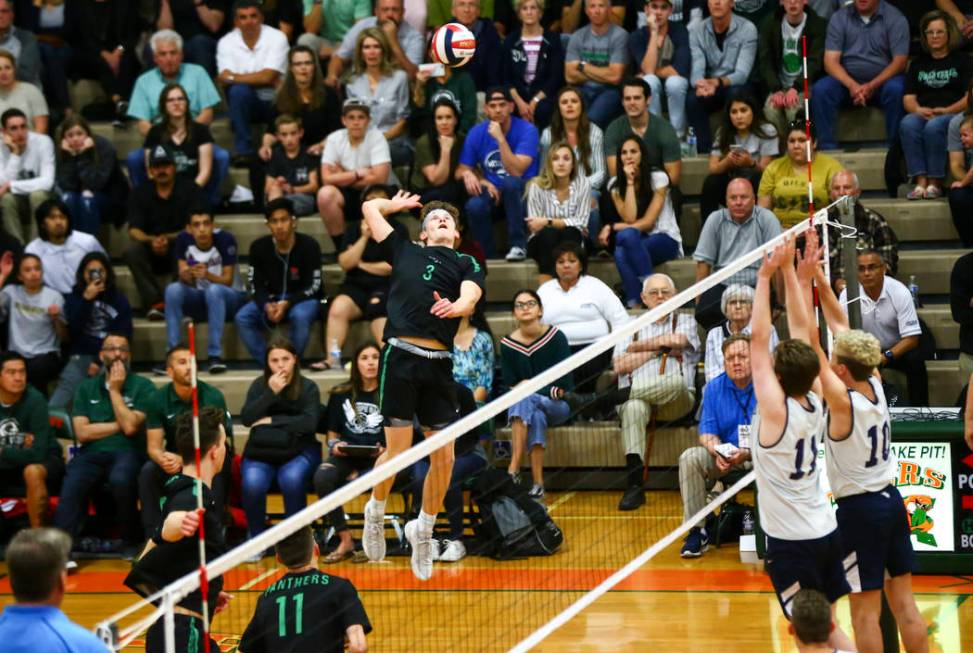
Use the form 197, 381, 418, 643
757, 119, 843, 228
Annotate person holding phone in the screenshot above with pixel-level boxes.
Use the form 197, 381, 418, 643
313, 342, 385, 563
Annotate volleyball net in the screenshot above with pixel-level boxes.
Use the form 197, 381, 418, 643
93, 200, 852, 653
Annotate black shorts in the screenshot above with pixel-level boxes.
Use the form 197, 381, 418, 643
340, 187, 363, 222
765, 529, 852, 616
0, 452, 65, 495
836, 484, 915, 592
145, 613, 218, 653
337, 282, 389, 321
379, 342, 460, 429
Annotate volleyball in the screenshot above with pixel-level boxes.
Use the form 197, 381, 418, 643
430, 22, 477, 67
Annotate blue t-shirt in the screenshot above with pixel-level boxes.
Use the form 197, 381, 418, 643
173, 229, 243, 291
127, 63, 222, 123
459, 117, 540, 187
698, 373, 755, 447
0, 605, 107, 653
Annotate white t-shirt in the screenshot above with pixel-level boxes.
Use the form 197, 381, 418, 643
538, 275, 631, 345
321, 128, 396, 184
0, 284, 63, 356
25, 232, 105, 295
647, 170, 683, 248
216, 26, 289, 101
839, 277, 922, 351
711, 126, 780, 160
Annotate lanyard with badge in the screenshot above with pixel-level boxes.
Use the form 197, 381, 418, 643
733, 385, 755, 450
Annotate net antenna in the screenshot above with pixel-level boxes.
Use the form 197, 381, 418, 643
187, 321, 211, 653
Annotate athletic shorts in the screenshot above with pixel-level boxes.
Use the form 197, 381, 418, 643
379, 342, 459, 429
337, 282, 388, 321
765, 529, 852, 616
145, 613, 218, 653
0, 452, 65, 495
836, 484, 915, 592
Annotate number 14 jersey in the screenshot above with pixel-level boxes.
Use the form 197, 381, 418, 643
825, 376, 894, 500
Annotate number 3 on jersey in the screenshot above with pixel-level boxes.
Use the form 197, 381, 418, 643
422, 264, 435, 281
789, 435, 818, 480
865, 421, 890, 468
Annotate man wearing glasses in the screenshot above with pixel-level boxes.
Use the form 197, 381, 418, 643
52, 333, 155, 554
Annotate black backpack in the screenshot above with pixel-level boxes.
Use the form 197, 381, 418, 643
472, 468, 563, 560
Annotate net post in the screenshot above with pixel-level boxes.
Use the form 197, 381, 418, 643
162, 591, 176, 653
838, 195, 862, 329
186, 320, 211, 653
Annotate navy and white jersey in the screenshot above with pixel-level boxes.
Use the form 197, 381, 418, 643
826, 376, 895, 499
752, 391, 837, 541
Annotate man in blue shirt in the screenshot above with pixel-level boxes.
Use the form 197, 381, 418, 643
811, 0, 909, 150
0, 528, 107, 653
457, 87, 539, 262
677, 333, 754, 557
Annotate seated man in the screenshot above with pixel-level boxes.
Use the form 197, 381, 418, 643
265, 115, 320, 216
693, 178, 781, 330
216, 0, 289, 165
603, 77, 682, 184
138, 343, 232, 539
811, 0, 908, 150
0, 351, 62, 528
839, 249, 927, 405
703, 284, 779, 383
0, 108, 54, 243
52, 334, 154, 552
457, 87, 539, 261
564, 0, 629, 128
0, 0, 41, 88
826, 169, 898, 293
629, 0, 691, 140
325, 0, 424, 85
449, 0, 503, 92
678, 333, 754, 557
154, 0, 226, 76
124, 145, 205, 320
25, 199, 105, 296
686, 0, 758, 153
236, 198, 322, 362
164, 210, 246, 375
614, 274, 700, 511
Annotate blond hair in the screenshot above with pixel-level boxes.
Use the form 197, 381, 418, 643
834, 330, 882, 377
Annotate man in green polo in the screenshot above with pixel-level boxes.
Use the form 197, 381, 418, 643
137, 343, 234, 539
52, 333, 155, 550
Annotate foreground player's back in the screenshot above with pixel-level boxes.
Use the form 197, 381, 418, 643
826, 374, 894, 500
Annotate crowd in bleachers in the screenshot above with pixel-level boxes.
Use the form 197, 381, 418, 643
0, 0, 970, 573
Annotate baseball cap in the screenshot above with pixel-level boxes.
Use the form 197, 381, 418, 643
342, 97, 371, 116
485, 87, 512, 103
148, 144, 175, 167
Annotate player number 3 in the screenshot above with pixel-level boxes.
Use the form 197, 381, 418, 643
422, 264, 435, 281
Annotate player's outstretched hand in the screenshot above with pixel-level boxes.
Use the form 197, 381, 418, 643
430, 291, 458, 318
758, 239, 788, 279
387, 190, 422, 214
214, 591, 233, 615
796, 229, 823, 282
181, 509, 202, 537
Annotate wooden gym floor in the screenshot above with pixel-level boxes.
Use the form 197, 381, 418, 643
2, 490, 971, 652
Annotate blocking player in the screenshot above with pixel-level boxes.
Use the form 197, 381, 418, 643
358, 191, 485, 581
238, 525, 371, 653
750, 238, 855, 651
796, 230, 928, 653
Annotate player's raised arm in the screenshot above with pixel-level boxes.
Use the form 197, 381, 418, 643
361, 190, 422, 243
752, 242, 787, 444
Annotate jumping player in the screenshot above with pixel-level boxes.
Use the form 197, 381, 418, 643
750, 238, 855, 651
796, 230, 928, 653
358, 191, 485, 581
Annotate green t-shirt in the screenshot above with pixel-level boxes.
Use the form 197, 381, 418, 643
72, 372, 157, 454
0, 386, 58, 469
146, 381, 233, 453
410, 132, 465, 191
603, 113, 682, 170
304, 0, 372, 44
414, 70, 478, 134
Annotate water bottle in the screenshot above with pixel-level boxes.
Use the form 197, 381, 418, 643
330, 338, 342, 368
742, 509, 754, 536
908, 275, 922, 308
686, 128, 697, 157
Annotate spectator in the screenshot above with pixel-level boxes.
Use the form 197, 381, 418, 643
241, 337, 320, 537
839, 249, 928, 405
450, 0, 503, 91
255, 0, 304, 39
51, 333, 154, 552
604, 78, 682, 186
317, 99, 393, 253
24, 198, 105, 296
0, 254, 64, 392
154, 0, 227, 76
127, 29, 223, 137
789, 588, 848, 653
938, 0, 973, 44
501, 289, 574, 498
298, 0, 372, 59
694, 178, 782, 329
950, 250, 973, 378
164, 210, 245, 375
313, 343, 384, 562
325, 0, 425, 85
264, 115, 320, 215
758, 0, 827, 138
237, 198, 322, 362
630, 0, 691, 139
826, 170, 899, 292
757, 118, 842, 228
526, 142, 590, 284
0, 528, 107, 653
701, 93, 778, 222
539, 85, 607, 199
344, 27, 411, 166
0, 0, 40, 87
600, 136, 682, 308
501, 0, 565, 129
901, 10, 969, 200
678, 333, 753, 552
538, 240, 630, 392
411, 54, 478, 133
0, 50, 46, 133
48, 252, 133, 412
73, 0, 140, 125
410, 97, 467, 206
0, 108, 54, 243
686, 0, 758, 153
561, 0, 628, 32
564, 0, 628, 128
54, 115, 118, 235
13, 0, 74, 116
949, 113, 973, 245
811, 0, 909, 150
0, 352, 61, 527
453, 305, 495, 403
124, 145, 205, 320
703, 284, 779, 382
614, 273, 699, 511
139, 343, 233, 538
457, 86, 539, 261
216, 0, 290, 166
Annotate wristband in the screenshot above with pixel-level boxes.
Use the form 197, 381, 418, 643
884, 349, 894, 362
